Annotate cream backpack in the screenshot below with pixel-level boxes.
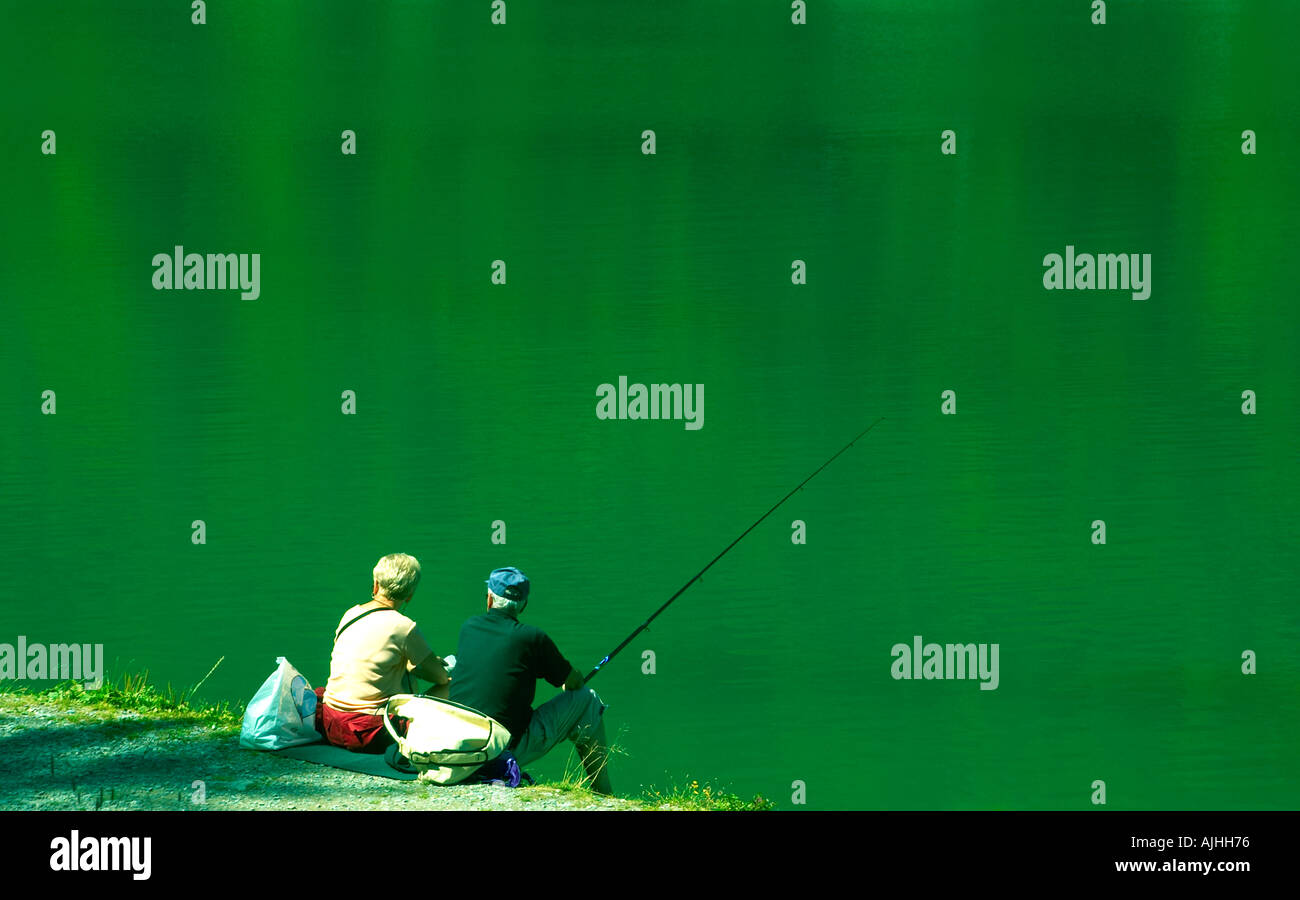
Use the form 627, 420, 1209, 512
382, 694, 512, 784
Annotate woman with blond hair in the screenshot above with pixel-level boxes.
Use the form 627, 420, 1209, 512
315, 553, 452, 753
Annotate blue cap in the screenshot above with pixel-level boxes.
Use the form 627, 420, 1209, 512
486, 567, 530, 602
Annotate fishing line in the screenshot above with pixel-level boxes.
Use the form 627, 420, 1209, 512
584, 417, 885, 684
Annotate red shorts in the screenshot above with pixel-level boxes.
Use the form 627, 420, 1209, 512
313, 686, 394, 754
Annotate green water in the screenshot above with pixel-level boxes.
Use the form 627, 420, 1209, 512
2, 1, 1297, 809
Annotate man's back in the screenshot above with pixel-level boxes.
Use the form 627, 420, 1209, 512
450, 608, 572, 742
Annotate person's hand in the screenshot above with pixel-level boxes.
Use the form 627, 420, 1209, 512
562, 666, 585, 691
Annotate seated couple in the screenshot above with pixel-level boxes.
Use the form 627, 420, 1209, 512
315, 553, 612, 794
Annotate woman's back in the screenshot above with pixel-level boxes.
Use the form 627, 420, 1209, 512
324, 604, 433, 714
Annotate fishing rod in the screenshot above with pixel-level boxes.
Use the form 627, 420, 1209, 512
583, 417, 885, 684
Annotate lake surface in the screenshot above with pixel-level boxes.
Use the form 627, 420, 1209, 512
2, 0, 1297, 809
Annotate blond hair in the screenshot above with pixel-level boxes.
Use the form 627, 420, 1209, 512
373, 553, 422, 602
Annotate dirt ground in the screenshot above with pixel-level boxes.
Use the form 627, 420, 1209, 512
0, 695, 638, 812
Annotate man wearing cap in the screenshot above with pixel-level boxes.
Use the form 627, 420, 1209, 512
449, 567, 612, 794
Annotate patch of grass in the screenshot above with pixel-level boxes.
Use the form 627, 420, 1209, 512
0, 658, 240, 727
538, 733, 768, 810
641, 778, 777, 811
542, 730, 629, 801
552, 752, 602, 796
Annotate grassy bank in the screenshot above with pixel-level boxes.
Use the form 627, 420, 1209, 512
0, 675, 774, 812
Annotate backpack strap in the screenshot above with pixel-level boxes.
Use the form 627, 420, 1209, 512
335, 607, 417, 705
334, 606, 397, 643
